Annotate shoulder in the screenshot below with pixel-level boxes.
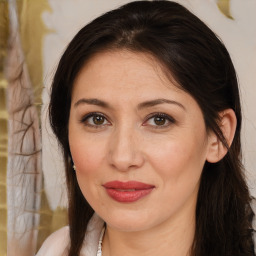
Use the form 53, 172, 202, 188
35, 214, 105, 256
36, 226, 70, 256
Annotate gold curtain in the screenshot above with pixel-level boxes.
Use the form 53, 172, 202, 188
1, 1, 67, 255
0, 2, 9, 255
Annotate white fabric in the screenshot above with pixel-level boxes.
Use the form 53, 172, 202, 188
36, 214, 104, 256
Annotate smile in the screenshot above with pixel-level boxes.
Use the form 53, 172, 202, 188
103, 180, 155, 203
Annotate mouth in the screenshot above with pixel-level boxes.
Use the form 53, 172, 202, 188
102, 180, 155, 203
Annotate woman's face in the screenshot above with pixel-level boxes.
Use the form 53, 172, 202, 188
69, 50, 212, 232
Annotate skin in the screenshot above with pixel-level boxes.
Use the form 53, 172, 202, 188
68, 50, 219, 256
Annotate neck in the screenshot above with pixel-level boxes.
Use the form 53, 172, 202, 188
102, 203, 196, 256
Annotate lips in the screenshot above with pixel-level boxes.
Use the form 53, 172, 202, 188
103, 181, 155, 203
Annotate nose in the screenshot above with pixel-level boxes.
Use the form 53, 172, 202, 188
107, 126, 144, 171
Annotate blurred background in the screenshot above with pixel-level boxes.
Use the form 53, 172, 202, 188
0, 0, 255, 255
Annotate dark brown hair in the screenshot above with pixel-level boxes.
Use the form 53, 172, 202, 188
49, 1, 255, 255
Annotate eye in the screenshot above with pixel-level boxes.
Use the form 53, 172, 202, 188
143, 113, 175, 128
80, 112, 110, 127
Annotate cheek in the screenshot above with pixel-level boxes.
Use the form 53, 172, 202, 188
69, 136, 107, 206
69, 135, 106, 175
147, 133, 207, 183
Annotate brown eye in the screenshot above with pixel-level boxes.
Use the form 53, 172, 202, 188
93, 115, 105, 125
143, 113, 176, 128
80, 113, 110, 127
154, 116, 166, 126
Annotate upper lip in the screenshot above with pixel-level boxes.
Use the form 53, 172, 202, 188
103, 180, 155, 190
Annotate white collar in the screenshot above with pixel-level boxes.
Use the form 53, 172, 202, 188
80, 214, 105, 256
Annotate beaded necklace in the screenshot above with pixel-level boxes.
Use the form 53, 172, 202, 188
96, 226, 105, 256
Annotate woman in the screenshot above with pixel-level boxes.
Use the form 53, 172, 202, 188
37, 1, 255, 255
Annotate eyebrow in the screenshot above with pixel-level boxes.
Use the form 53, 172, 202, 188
138, 98, 186, 111
74, 98, 110, 108
74, 98, 185, 111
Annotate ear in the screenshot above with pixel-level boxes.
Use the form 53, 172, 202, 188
206, 109, 237, 163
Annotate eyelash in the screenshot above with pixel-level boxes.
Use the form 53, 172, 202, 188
80, 112, 176, 129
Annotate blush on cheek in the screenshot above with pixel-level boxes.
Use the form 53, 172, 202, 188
70, 143, 103, 174
153, 142, 188, 167
153, 141, 202, 182
75, 156, 98, 174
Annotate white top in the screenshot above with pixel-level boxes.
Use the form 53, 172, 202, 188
36, 214, 104, 256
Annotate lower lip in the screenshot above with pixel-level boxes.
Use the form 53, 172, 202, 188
105, 188, 154, 203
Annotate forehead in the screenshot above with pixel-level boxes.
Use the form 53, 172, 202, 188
72, 50, 182, 97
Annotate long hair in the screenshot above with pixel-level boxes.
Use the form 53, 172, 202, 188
49, 1, 255, 255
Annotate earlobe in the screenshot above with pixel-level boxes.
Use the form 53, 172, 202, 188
206, 109, 237, 163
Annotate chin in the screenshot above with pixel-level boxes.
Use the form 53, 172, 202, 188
107, 220, 150, 232
99, 209, 158, 232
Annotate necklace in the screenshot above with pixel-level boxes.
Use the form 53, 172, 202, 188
96, 226, 105, 256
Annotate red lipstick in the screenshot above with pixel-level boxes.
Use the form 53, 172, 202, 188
103, 181, 155, 203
